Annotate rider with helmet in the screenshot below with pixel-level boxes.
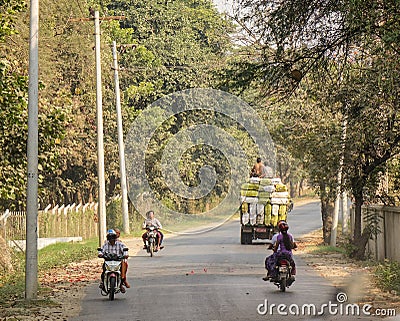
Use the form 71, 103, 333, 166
98, 229, 130, 292
263, 220, 297, 281
142, 210, 164, 251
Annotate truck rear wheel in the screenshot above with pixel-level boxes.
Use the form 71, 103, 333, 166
240, 228, 252, 244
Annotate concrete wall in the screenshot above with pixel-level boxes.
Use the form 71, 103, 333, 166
351, 205, 400, 262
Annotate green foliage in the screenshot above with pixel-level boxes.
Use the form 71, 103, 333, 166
309, 245, 346, 255
0, 56, 68, 209
103, 0, 234, 109
0, 59, 28, 208
374, 260, 400, 294
106, 198, 123, 230
1, 0, 234, 210
227, 0, 400, 252
0, 0, 26, 42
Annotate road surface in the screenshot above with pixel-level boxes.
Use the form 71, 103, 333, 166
71, 201, 394, 321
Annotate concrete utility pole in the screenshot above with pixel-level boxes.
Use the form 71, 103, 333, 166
69, 12, 125, 245
112, 41, 130, 234
331, 116, 348, 246
94, 10, 107, 246
26, 0, 39, 300
342, 191, 349, 235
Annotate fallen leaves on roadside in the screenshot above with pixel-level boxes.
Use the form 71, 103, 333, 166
40, 259, 102, 286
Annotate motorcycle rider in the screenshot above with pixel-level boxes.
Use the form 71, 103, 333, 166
263, 221, 296, 281
263, 226, 280, 281
142, 210, 164, 251
98, 229, 130, 292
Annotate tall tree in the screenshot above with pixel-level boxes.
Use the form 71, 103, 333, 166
0, 0, 67, 210
1, 0, 236, 211
229, 0, 400, 257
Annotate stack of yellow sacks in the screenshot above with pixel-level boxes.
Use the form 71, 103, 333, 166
240, 178, 290, 226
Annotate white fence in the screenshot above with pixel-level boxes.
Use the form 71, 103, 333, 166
0, 202, 99, 243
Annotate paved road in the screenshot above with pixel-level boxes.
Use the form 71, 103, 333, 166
71, 201, 395, 321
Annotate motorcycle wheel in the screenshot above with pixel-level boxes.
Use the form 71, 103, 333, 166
150, 242, 154, 257
280, 278, 287, 292
109, 276, 116, 300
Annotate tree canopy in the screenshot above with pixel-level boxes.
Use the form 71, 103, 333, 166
229, 0, 400, 257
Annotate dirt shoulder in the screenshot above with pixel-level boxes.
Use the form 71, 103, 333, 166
0, 237, 144, 321
297, 229, 399, 314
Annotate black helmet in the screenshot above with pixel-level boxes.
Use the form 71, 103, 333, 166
106, 229, 117, 240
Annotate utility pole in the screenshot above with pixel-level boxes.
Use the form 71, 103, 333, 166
93, 10, 107, 246
112, 41, 130, 234
331, 116, 347, 246
342, 191, 349, 235
26, 0, 39, 300
69, 11, 125, 245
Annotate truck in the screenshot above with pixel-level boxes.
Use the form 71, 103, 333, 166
239, 177, 293, 244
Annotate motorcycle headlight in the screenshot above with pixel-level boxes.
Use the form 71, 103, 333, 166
105, 261, 121, 272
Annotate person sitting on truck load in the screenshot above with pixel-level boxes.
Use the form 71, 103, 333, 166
251, 157, 266, 177
263, 221, 297, 281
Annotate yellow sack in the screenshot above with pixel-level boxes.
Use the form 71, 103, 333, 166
258, 197, 269, 204
264, 203, 272, 226
258, 191, 272, 198
241, 183, 259, 190
240, 190, 258, 197
278, 204, 287, 222
275, 183, 288, 192
260, 178, 272, 185
270, 214, 279, 227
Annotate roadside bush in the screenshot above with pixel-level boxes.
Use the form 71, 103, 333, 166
106, 198, 122, 230
374, 260, 400, 294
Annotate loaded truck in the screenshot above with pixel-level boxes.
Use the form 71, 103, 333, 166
240, 177, 293, 244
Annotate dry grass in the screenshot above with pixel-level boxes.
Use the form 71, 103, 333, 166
298, 229, 399, 312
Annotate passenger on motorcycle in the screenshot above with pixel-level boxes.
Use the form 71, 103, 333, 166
98, 229, 130, 292
142, 210, 164, 251
263, 221, 297, 281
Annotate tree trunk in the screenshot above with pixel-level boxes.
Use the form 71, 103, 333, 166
298, 178, 304, 197
353, 192, 363, 240
319, 182, 333, 244
108, 174, 117, 197
350, 229, 370, 259
349, 185, 371, 259
289, 180, 296, 198
321, 198, 333, 244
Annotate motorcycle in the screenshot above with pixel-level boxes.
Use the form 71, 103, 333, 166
270, 253, 295, 292
97, 249, 128, 300
145, 226, 159, 257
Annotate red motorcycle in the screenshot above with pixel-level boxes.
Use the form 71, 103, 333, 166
270, 253, 295, 292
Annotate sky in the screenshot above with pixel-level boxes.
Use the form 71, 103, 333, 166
212, 0, 234, 14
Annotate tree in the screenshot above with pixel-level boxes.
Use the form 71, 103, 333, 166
0, 0, 67, 210
1, 0, 237, 212
229, 0, 400, 257
100, 0, 236, 204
